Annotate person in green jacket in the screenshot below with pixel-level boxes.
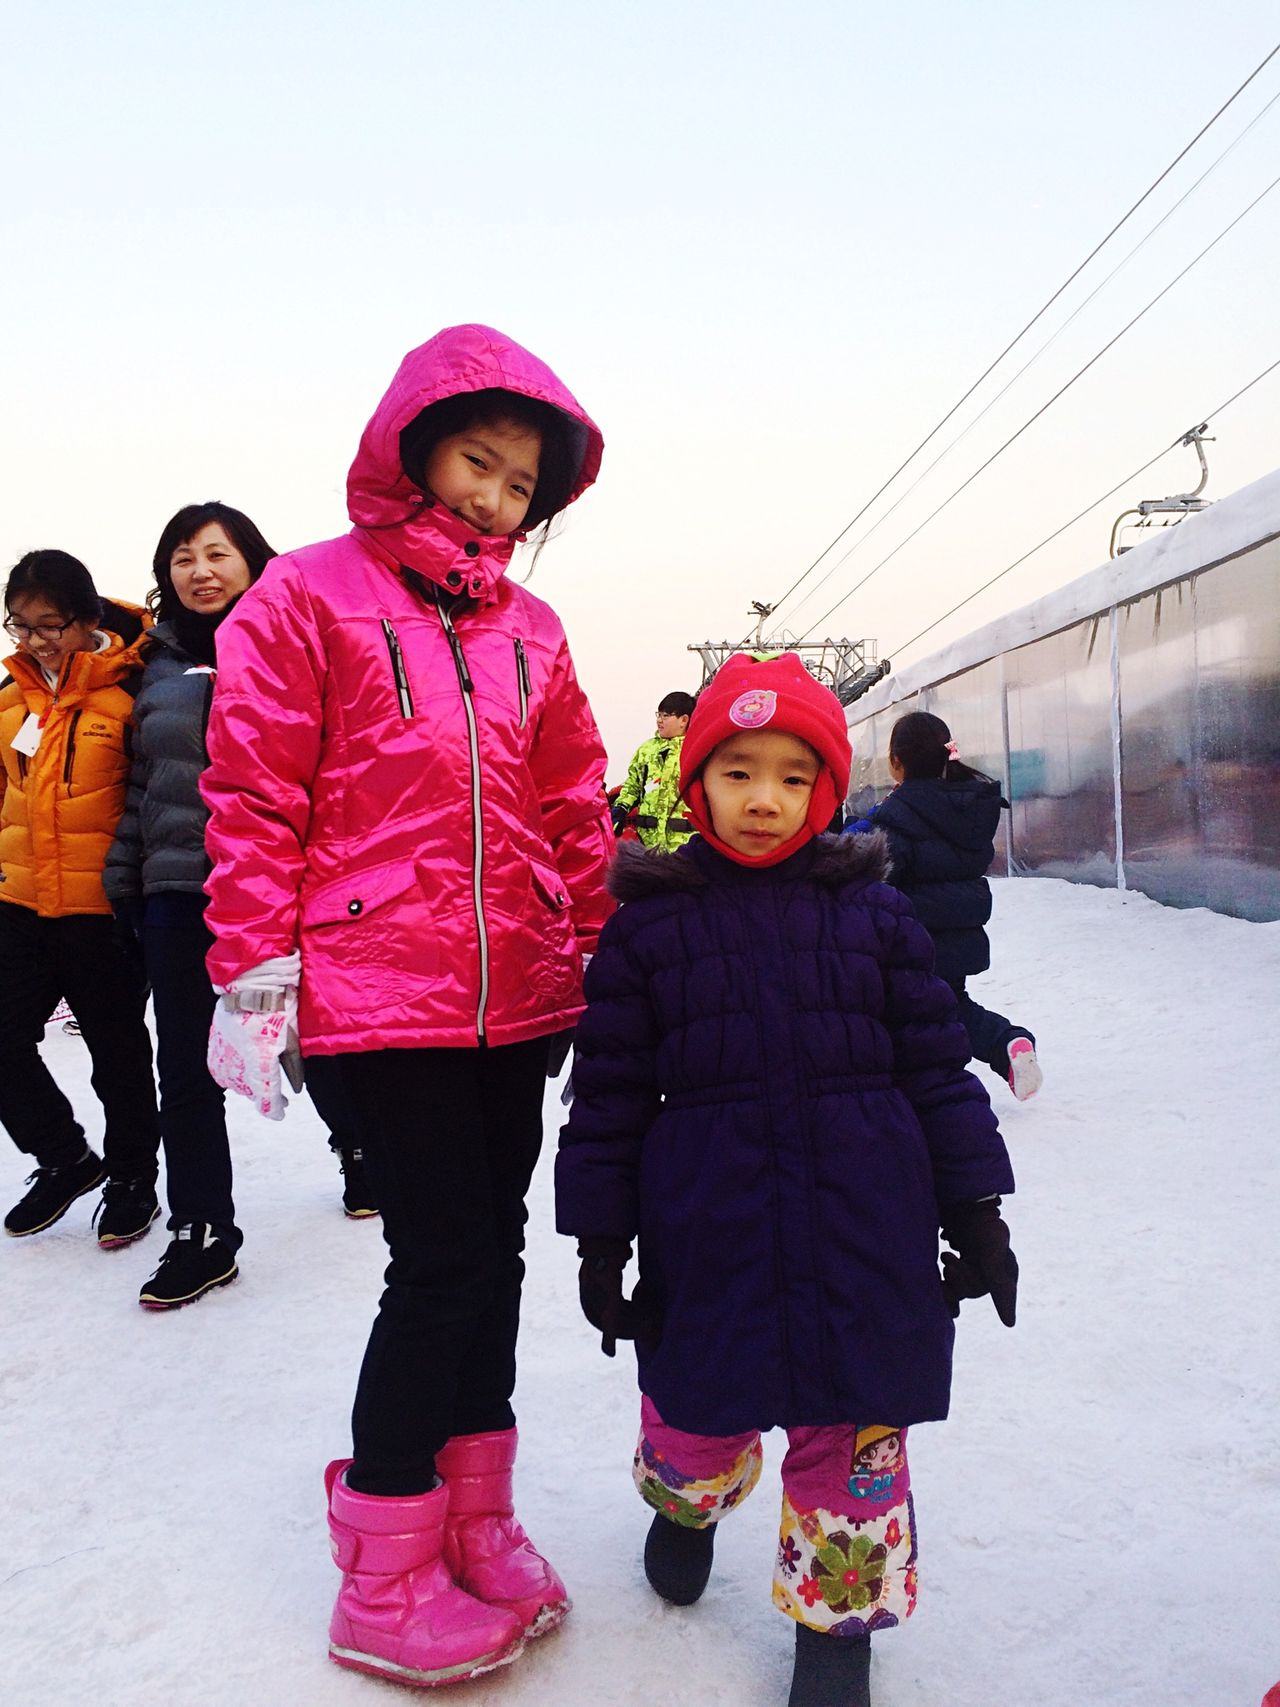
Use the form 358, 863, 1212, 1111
611, 691, 697, 850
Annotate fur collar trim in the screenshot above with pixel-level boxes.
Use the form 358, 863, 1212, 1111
607, 831, 889, 902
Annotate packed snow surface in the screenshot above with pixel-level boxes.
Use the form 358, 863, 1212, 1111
3, 879, 1278, 1707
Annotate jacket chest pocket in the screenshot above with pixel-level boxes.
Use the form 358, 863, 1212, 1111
453, 634, 534, 732
513, 638, 531, 729
61, 711, 127, 797
381, 621, 414, 718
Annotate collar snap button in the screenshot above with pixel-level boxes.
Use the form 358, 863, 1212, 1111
347, 899, 362, 915
464, 540, 480, 558
446, 571, 462, 587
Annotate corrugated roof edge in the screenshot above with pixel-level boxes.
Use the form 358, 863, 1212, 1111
847, 463, 1280, 725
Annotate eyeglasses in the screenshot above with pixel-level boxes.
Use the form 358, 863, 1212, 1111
3, 618, 79, 643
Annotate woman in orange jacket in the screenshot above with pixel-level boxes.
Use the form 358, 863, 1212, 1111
0, 550, 161, 1245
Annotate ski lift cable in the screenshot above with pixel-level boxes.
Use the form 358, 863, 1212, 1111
780, 83, 1280, 629
885, 353, 1280, 661
792, 165, 1280, 643
733, 38, 1280, 648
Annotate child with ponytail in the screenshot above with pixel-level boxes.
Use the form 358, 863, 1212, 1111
846, 709, 1042, 1101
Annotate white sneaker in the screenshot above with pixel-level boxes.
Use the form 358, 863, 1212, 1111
1007, 1037, 1042, 1102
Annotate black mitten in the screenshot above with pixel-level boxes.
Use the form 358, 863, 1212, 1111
577, 1236, 644, 1356
939, 1197, 1018, 1327
610, 802, 631, 836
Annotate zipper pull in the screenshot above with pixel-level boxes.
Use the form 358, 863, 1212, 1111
450, 628, 475, 695
435, 588, 475, 693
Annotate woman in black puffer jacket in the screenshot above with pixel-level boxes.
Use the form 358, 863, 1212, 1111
845, 711, 1042, 1102
105, 503, 370, 1310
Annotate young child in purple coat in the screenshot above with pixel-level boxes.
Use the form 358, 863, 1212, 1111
555, 652, 1019, 1707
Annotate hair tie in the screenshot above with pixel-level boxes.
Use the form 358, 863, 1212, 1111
945, 740, 959, 760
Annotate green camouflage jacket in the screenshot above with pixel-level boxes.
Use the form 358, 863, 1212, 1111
616, 734, 693, 851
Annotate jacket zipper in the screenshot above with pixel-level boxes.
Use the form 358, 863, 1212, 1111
381, 620, 414, 717
514, 638, 530, 730
62, 709, 82, 793
435, 589, 489, 1040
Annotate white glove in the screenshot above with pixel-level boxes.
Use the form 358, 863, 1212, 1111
207, 953, 303, 1122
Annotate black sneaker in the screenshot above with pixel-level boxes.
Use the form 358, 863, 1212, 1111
338, 1147, 379, 1219
139, 1224, 238, 1310
787, 1621, 871, 1707
643, 1512, 716, 1605
5, 1150, 107, 1237
93, 1178, 160, 1249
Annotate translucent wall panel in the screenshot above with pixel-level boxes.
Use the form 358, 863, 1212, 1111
1004, 619, 1115, 880
846, 696, 915, 821
844, 535, 1280, 920
1119, 539, 1280, 919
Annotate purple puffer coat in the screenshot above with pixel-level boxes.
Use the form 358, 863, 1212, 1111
201, 325, 613, 1053
555, 833, 1015, 1437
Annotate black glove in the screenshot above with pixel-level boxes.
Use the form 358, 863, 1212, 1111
939, 1197, 1018, 1327
576, 1236, 661, 1356
546, 1028, 575, 1079
111, 895, 145, 949
110, 897, 148, 991
610, 801, 631, 837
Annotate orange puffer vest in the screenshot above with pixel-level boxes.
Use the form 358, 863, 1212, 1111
0, 603, 150, 917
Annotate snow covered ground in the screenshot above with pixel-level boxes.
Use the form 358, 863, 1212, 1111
3, 878, 1278, 1707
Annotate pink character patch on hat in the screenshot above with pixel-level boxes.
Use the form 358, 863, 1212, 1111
728, 689, 777, 729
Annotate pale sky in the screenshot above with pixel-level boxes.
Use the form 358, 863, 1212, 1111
4, 0, 1278, 767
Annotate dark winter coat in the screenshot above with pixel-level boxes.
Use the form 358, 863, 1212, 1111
848, 778, 1003, 983
555, 832, 1014, 1438
103, 624, 216, 901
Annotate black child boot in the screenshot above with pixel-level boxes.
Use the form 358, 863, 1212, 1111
787, 1622, 871, 1707
643, 1512, 716, 1606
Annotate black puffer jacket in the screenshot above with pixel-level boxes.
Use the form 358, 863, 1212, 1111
848, 778, 1003, 982
103, 624, 216, 901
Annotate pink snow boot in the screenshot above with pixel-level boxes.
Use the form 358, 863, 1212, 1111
324, 1459, 525, 1688
436, 1429, 571, 1637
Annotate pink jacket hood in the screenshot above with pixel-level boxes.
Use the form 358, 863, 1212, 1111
346, 324, 605, 605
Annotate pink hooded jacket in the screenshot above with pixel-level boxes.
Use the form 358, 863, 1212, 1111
201, 324, 612, 1054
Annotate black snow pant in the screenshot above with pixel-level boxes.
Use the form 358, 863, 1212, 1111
337, 1038, 549, 1497
142, 893, 242, 1252
946, 975, 1034, 1083
304, 1053, 362, 1156
0, 901, 160, 1181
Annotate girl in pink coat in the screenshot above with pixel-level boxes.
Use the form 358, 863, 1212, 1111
201, 325, 612, 1687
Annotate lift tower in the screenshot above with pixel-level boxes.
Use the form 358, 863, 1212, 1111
688, 604, 891, 707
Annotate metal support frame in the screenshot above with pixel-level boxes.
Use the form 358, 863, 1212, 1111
1108, 604, 1126, 891
688, 634, 880, 701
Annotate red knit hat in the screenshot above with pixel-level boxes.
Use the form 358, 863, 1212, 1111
679, 652, 852, 866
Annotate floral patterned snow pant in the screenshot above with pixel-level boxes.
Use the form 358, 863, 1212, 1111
634, 1396, 918, 1637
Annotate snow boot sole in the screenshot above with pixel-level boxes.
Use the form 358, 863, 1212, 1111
98, 1204, 161, 1249
328, 1635, 523, 1688
139, 1265, 239, 1310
